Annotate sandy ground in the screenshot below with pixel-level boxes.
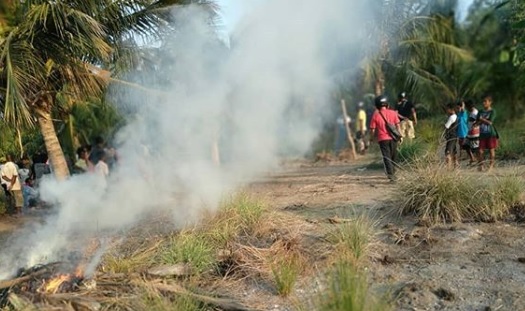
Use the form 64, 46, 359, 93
1, 156, 525, 310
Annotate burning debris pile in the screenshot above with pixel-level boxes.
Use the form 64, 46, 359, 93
0, 262, 90, 310
0, 250, 252, 311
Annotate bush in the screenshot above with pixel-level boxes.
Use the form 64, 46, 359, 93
396, 165, 524, 224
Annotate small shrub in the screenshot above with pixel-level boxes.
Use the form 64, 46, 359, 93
271, 255, 301, 297
316, 260, 391, 311
159, 231, 215, 274
396, 165, 524, 224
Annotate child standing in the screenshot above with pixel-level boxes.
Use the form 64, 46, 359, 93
456, 101, 469, 159
477, 94, 498, 171
465, 99, 479, 165
444, 103, 458, 168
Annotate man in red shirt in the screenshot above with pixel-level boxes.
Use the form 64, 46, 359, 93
369, 95, 402, 182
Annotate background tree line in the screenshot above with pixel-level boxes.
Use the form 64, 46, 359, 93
0, 0, 524, 178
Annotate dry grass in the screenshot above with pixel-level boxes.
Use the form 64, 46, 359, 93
97, 192, 385, 309
100, 239, 162, 274
396, 164, 525, 224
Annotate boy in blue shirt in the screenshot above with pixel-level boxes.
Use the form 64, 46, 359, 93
456, 101, 469, 160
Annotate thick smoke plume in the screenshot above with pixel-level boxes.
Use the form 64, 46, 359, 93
0, 0, 372, 278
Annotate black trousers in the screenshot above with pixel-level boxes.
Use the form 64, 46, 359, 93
379, 140, 398, 179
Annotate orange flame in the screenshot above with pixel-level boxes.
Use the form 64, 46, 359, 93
42, 274, 71, 294
74, 264, 85, 279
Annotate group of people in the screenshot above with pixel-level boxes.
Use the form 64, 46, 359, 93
368, 92, 498, 182
0, 136, 117, 216
335, 92, 418, 157
443, 94, 498, 171
0, 154, 39, 215
73, 136, 118, 179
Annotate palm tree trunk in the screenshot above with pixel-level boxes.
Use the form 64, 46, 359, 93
375, 73, 385, 96
16, 128, 24, 158
341, 99, 357, 160
37, 109, 70, 181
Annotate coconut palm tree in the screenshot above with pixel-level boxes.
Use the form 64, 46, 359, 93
0, 0, 216, 180
362, 0, 473, 103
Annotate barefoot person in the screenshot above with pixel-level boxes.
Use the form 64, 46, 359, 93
465, 99, 479, 165
1, 154, 23, 215
370, 95, 401, 182
456, 100, 469, 160
444, 103, 459, 168
477, 94, 498, 171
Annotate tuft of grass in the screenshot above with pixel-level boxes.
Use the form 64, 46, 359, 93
101, 240, 161, 274
205, 194, 266, 247
155, 194, 266, 276
328, 216, 374, 263
159, 231, 215, 274
134, 284, 204, 311
396, 165, 524, 224
271, 255, 301, 297
316, 260, 391, 311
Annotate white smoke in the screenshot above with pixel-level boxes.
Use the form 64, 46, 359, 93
0, 0, 372, 278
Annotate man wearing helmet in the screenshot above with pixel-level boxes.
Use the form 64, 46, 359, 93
369, 96, 402, 182
395, 92, 417, 140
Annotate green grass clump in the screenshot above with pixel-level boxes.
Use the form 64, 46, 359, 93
316, 260, 391, 311
328, 216, 373, 262
271, 255, 301, 297
159, 232, 215, 274
496, 129, 525, 160
397, 165, 524, 224
206, 194, 266, 247
398, 140, 427, 164
156, 194, 266, 275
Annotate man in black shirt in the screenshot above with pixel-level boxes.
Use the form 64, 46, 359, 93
395, 92, 417, 141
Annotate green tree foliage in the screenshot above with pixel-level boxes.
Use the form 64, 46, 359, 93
0, 0, 216, 178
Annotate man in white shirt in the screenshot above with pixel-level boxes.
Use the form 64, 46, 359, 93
1, 154, 23, 215
94, 150, 109, 190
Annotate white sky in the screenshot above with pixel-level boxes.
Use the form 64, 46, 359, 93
217, 0, 476, 35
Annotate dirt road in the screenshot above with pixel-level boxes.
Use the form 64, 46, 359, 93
249, 158, 525, 311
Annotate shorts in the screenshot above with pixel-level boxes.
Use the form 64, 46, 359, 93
445, 138, 457, 155
400, 120, 415, 139
479, 137, 498, 150
467, 137, 479, 150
